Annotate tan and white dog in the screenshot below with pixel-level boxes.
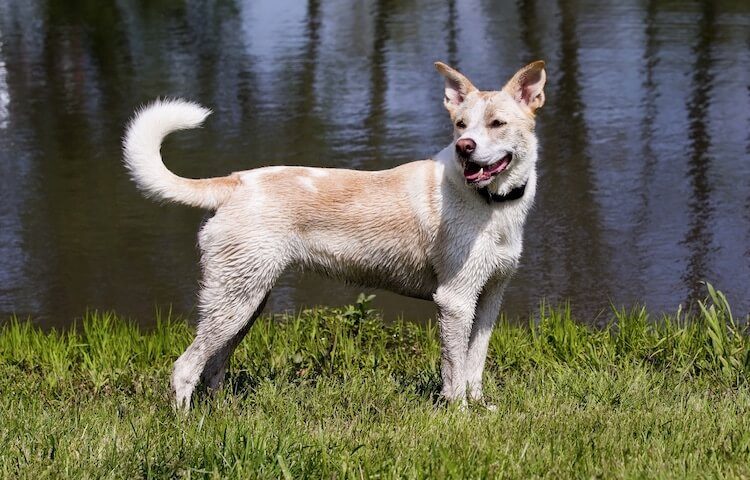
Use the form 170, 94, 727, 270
123, 61, 546, 409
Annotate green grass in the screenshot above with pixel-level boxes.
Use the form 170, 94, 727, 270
2, 286, 750, 478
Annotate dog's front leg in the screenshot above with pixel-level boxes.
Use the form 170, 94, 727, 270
434, 287, 477, 404
465, 279, 507, 404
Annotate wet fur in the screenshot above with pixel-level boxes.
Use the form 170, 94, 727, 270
123, 61, 546, 409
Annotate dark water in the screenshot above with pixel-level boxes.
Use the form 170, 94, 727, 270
1, 0, 749, 328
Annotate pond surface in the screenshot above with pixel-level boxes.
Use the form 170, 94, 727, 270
1, 0, 749, 327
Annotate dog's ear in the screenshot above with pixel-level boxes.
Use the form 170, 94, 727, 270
434, 62, 477, 111
502, 60, 546, 114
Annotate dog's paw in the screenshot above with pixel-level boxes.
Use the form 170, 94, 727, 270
468, 396, 498, 412
482, 402, 498, 412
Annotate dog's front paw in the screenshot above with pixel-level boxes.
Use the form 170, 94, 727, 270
467, 392, 498, 412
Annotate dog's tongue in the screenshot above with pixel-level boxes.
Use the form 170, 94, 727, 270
486, 155, 511, 175
464, 155, 512, 182
463, 162, 483, 181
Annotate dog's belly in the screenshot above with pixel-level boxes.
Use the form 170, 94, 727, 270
301, 238, 437, 301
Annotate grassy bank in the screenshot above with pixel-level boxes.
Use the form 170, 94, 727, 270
2, 288, 750, 478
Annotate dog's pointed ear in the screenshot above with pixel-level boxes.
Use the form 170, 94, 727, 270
502, 60, 546, 114
434, 62, 477, 111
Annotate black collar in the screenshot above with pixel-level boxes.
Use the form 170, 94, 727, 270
478, 183, 527, 204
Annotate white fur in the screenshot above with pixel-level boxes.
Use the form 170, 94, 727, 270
298, 176, 317, 192
307, 168, 328, 177
124, 62, 545, 410
123, 99, 228, 209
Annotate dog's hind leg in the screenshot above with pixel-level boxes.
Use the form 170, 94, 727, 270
171, 252, 283, 410
202, 294, 269, 392
171, 285, 273, 410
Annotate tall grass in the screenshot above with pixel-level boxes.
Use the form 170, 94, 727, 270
1, 285, 749, 478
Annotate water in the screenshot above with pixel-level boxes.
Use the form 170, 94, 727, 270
0, 0, 748, 328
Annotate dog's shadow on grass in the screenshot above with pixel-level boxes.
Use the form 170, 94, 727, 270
406, 372, 444, 404
192, 369, 262, 405
225, 369, 264, 398
194, 368, 446, 407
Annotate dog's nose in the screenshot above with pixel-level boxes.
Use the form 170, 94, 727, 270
455, 138, 476, 157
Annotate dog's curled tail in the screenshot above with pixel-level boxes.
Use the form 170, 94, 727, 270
123, 98, 239, 210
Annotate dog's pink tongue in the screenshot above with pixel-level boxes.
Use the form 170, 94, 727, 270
486, 156, 511, 175
464, 162, 483, 181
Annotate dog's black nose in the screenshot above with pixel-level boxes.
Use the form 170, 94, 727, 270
455, 138, 476, 157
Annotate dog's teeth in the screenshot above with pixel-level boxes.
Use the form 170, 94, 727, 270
479, 168, 484, 176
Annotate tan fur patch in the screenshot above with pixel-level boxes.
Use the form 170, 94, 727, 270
253, 162, 440, 297
257, 164, 435, 237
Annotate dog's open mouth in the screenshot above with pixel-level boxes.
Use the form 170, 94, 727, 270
463, 153, 512, 183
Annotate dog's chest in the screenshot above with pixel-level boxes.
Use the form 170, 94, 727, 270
478, 213, 525, 274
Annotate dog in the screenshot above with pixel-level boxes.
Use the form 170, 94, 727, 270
123, 61, 546, 409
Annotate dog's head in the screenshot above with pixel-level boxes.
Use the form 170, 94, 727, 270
435, 61, 546, 191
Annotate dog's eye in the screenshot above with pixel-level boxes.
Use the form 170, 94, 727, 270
455, 120, 466, 129
490, 119, 506, 128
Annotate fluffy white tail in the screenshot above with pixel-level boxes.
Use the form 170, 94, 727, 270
123, 99, 239, 209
